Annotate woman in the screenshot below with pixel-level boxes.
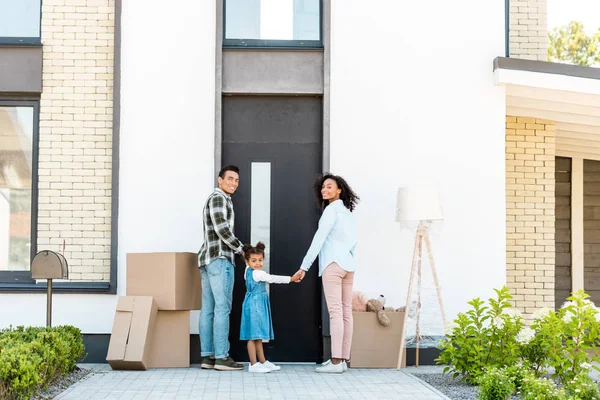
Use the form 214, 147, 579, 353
296, 173, 359, 373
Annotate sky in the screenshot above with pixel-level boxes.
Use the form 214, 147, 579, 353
547, 0, 600, 33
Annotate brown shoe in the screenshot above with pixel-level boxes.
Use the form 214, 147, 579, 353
214, 356, 244, 371
200, 356, 215, 369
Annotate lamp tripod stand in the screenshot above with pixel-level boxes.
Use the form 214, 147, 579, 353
397, 221, 447, 369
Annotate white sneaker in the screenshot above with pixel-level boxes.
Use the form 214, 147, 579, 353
248, 363, 271, 373
342, 361, 348, 372
261, 361, 281, 371
315, 360, 344, 374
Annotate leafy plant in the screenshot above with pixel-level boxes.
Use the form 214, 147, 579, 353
476, 368, 515, 400
0, 325, 85, 400
565, 372, 600, 400
503, 364, 527, 392
529, 290, 600, 386
436, 287, 523, 383
520, 374, 566, 400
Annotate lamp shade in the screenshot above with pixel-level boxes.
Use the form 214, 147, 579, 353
395, 186, 444, 222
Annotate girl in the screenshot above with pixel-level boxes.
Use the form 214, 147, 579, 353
295, 174, 359, 373
240, 242, 301, 373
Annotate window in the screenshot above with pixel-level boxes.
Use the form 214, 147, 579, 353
250, 162, 271, 275
0, 103, 38, 281
0, 0, 42, 45
224, 0, 322, 48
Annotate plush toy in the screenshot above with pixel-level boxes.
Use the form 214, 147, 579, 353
367, 295, 391, 327
352, 290, 369, 312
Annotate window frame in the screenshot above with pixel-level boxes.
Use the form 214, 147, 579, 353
0, 100, 39, 284
0, 98, 114, 293
222, 0, 324, 49
0, 0, 43, 46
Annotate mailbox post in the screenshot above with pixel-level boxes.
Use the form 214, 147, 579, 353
31, 250, 68, 327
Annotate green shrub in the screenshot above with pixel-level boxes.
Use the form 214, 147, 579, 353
503, 364, 527, 392
0, 342, 42, 400
565, 372, 600, 400
526, 290, 600, 386
0, 325, 85, 400
436, 287, 524, 383
476, 368, 515, 400
520, 375, 566, 400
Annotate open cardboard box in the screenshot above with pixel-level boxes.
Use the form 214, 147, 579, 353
126, 252, 202, 311
350, 311, 407, 368
106, 296, 158, 370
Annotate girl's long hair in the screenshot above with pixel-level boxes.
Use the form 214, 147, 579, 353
313, 174, 359, 212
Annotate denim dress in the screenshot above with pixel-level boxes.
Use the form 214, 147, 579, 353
240, 268, 274, 341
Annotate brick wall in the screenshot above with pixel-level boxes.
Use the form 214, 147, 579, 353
37, 0, 115, 281
506, 116, 555, 318
509, 0, 548, 61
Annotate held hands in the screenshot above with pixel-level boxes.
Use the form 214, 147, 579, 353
291, 269, 306, 283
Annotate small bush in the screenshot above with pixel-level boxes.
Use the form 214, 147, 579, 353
565, 373, 600, 400
503, 364, 527, 392
520, 375, 567, 400
437, 287, 524, 383
529, 290, 600, 386
476, 368, 515, 400
0, 325, 85, 400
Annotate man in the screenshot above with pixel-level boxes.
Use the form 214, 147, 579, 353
198, 165, 244, 371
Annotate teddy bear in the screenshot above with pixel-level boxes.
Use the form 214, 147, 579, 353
352, 291, 393, 326
352, 290, 369, 312
367, 295, 391, 327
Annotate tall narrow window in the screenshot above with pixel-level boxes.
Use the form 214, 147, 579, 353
0, 106, 35, 272
0, 0, 41, 44
250, 162, 271, 275
224, 0, 321, 47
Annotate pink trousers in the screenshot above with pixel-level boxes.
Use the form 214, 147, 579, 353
322, 263, 354, 360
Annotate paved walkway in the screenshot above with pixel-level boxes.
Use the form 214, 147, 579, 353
56, 364, 449, 400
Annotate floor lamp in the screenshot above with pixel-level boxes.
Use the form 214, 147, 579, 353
395, 187, 447, 369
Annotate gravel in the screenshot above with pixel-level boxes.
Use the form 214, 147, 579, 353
410, 372, 521, 400
31, 367, 93, 400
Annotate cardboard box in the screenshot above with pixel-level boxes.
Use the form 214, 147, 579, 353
350, 311, 407, 368
147, 310, 190, 368
126, 252, 202, 310
106, 296, 158, 370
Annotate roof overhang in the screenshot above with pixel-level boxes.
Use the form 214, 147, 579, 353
494, 57, 600, 160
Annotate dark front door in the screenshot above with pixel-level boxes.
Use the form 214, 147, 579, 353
222, 95, 323, 362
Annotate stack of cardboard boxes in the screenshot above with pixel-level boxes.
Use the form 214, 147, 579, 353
106, 253, 201, 370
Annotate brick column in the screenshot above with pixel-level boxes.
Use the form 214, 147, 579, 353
38, 0, 115, 281
506, 116, 555, 318
509, 0, 548, 61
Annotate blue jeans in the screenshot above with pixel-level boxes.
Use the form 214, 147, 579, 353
199, 258, 235, 359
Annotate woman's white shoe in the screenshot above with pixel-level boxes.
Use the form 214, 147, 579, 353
248, 363, 271, 373
315, 360, 344, 374
261, 361, 281, 371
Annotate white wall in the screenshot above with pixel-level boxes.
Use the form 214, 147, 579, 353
0, 0, 217, 333
329, 0, 507, 321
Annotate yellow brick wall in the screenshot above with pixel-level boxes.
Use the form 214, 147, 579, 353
37, 0, 115, 281
506, 116, 555, 318
509, 0, 548, 61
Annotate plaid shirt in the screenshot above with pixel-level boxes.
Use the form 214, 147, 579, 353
198, 188, 243, 268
